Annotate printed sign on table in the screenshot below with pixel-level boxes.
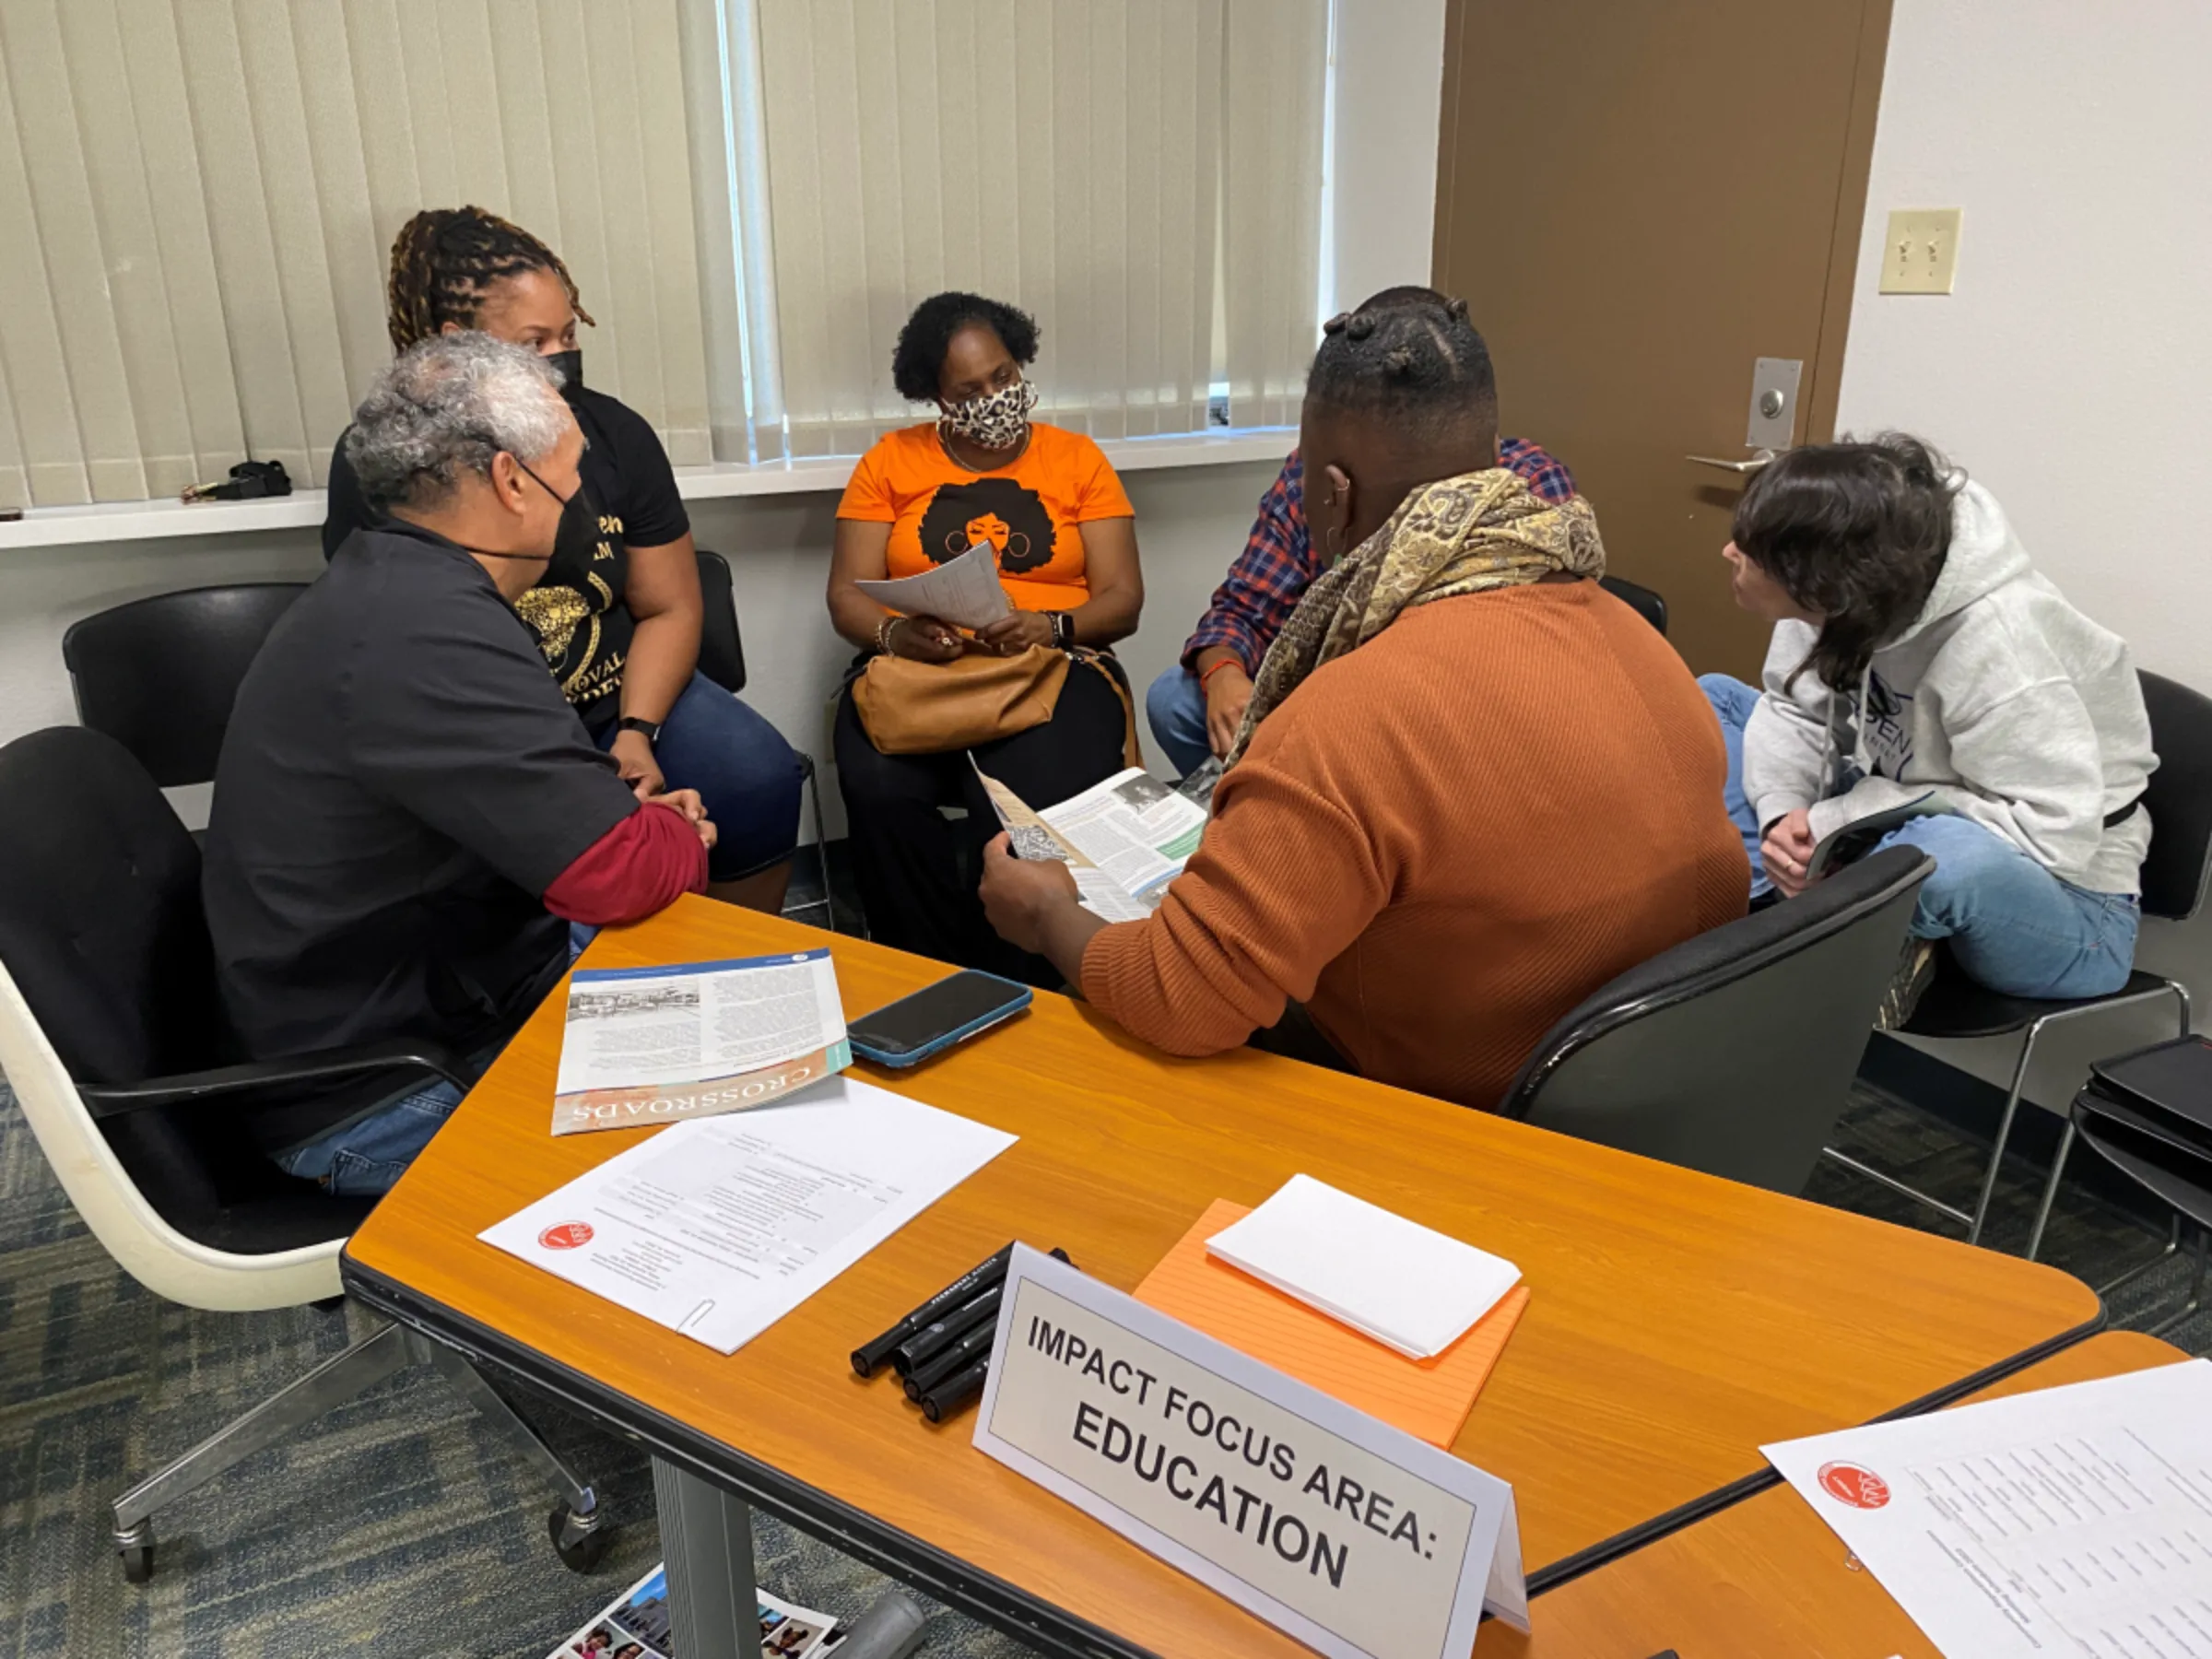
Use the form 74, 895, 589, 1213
973, 1246, 1525, 1659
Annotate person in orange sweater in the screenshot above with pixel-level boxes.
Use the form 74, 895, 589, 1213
979, 300, 1747, 1111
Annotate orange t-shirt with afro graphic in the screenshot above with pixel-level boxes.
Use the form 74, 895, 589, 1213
836, 422, 1135, 613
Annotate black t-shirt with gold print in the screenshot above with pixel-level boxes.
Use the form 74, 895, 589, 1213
322, 382, 690, 735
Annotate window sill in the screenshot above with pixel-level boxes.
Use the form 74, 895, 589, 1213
0, 427, 1293, 552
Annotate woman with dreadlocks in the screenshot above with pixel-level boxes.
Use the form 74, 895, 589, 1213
323, 206, 803, 912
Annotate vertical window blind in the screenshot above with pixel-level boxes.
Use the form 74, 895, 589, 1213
0, 0, 1327, 510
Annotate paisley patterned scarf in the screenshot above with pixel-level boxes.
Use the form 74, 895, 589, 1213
1224, 467, 1606, 768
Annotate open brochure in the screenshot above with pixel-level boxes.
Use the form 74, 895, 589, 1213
974, 761, 1209, 921
552, 949, 851, 1135
545, 1562, 845, 1658
1805, 794, 1938, 881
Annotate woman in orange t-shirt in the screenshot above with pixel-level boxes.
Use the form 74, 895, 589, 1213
828, 291, 1146, 976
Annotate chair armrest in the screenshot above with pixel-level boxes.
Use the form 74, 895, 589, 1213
76, 1039, 472, 1122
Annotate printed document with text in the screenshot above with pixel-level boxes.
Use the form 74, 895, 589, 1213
1763, 1358, 2212, 1657
974, 763, 1208, 921
486, 1077, 1016, 1354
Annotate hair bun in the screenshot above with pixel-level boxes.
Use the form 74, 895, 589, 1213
1444, 296, 1469, 323
1345, 313, 1377, 342
1382, 346, 1417, 378
1322, 312, 1351, 336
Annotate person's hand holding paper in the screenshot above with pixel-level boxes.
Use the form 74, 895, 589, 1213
853, 542, 1015, 635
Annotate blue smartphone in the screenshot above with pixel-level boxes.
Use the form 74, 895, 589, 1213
849, 971, 1032, 1068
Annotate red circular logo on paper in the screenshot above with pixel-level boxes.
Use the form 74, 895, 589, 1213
1818, 1462, 1890, 1510
538, 1221, 594, 1251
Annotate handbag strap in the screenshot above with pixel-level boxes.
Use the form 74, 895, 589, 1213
1073, 648, 1144, 771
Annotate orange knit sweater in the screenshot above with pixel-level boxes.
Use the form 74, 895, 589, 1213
1081, 581, 1748, 1111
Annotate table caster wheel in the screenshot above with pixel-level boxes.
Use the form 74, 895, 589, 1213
116, 1523, 155, 1584
548, 1501, 613, 1573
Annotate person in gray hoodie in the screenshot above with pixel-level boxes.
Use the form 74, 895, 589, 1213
1700, 434, 2154, 1022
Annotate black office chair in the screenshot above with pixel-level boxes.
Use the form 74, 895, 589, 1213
1498, 846, 1932, 1194
1597, 574, 1668, 637
1823, 671, 2212, 1258
61, 583, 308, 786
696, 549, 834, 923
0, 727, 611, 1582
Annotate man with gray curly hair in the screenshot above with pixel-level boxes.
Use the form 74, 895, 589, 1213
202, 335, 718, 1194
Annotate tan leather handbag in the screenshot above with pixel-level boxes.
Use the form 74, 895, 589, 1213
852, 644, 1070, 754
853, 645, 1141, 765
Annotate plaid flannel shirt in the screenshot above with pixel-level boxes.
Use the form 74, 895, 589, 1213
1179, 438, 1577, 674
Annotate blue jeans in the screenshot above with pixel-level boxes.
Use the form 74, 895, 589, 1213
1700, 675, 2139, 999
278, 924, 598, 1196
1146, 665, 1213, 780
598, 672, 805, 882
1700, 673, 1773, 898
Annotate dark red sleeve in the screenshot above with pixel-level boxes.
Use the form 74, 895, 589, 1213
542, 801, 709, 925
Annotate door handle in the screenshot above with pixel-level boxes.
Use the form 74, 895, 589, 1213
1687, 448, 1778, 474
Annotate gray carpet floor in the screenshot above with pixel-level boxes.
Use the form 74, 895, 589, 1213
0, 1038, 2199, 1655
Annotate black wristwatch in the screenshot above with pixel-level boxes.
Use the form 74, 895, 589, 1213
617, 716, 662, 745
1049, 611, 1076, 650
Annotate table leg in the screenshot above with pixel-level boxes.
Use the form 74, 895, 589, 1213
653, 1456, 758, 1659
649, 1458, 927, 1659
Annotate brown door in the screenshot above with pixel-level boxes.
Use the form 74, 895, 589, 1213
1433, 0, 1890, 678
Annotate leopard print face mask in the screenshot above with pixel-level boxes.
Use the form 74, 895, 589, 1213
939, 379, 1039, 452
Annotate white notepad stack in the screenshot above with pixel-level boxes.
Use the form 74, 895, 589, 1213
1204, 1173, 1522, 1359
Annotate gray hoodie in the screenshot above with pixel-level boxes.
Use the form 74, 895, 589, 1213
1741, 478, 2155, 896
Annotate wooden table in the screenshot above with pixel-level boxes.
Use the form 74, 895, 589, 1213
343, 900, 2102, 1659
1473, 1330, 2187, 1657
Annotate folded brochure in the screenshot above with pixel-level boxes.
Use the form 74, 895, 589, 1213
544, 1559, 845, 1658
554, 949, 850, 1135
973, 760, 1208, 922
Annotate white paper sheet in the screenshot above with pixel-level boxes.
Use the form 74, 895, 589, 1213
1205, 1174, 1523, 1360
482, 1077, 1017, 1354
852, 541, 1013, 630
1763, 1358, 2212, 1658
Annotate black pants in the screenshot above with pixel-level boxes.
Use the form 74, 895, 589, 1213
834, 654, 1133, 983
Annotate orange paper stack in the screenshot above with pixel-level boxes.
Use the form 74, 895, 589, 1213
1133, 1198, 1528, 1449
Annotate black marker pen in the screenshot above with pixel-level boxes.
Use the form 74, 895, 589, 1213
904, 1315, 999, 1401
919, 1356, 991, 1423
851, 1242, 1014, 1378
892, 1284, 1003, 1379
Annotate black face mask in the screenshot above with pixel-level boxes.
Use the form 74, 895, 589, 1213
472, 459, 599, 572
544, 348, 583, 396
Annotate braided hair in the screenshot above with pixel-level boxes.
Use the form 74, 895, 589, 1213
384, 206, 595, 353
1306, 294, 1496, 441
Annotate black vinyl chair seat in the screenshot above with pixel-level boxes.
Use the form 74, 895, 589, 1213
0, 727, 451, 1254
1904, 966, 2178, 1041
1498, 845, 1932, 1193
2074, 1116, 2212, 1234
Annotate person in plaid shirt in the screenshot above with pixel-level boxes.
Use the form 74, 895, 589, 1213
1146, 290, 1575, 777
